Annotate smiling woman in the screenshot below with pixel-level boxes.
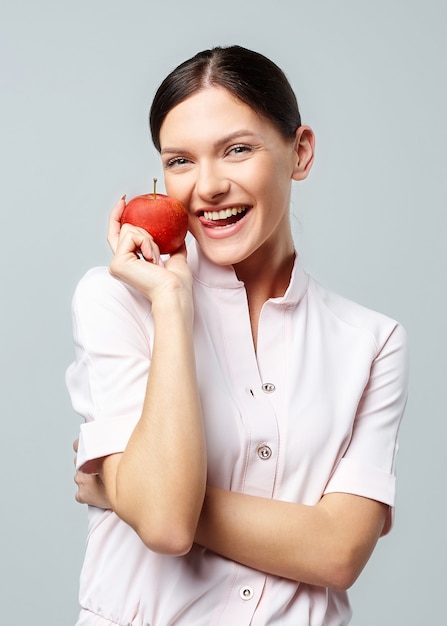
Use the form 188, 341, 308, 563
66, 45, 409, 626
158, 86, 314, 272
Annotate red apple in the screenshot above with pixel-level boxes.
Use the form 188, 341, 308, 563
120, 179, 188, 254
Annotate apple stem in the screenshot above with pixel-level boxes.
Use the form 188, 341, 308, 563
153, 177, 157, 200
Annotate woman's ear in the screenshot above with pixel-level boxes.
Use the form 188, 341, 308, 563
292, 125, 315, 181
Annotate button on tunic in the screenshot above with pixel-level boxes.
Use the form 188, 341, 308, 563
66, 241, 408, 626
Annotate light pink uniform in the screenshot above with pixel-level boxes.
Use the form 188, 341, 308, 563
66, 241, 408, 625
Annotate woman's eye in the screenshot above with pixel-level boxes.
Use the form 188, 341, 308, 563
226, 144, 253, 157
165, 156, 190, 168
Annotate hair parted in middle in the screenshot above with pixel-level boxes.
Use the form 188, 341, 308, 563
149, 45, 302, 152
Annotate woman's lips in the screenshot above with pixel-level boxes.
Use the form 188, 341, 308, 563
197, 206, 250, 238
199, 206, 248, 228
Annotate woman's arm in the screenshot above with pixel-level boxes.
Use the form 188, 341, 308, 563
195, 487, 387, 590
77, 198, 206, 556
74, 464, 385, 589
101, 290, 205, 555
73, 444, 385, 590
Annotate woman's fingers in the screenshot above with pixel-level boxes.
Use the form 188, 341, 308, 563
74, 470, 111, 509
107, 195, 126, 254
108, 210, 191, 302
138, 230, 161, 266
110, 225, 160, 271
73, 438, 79, 467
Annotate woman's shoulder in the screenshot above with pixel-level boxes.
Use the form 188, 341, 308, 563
72, 266, 150, 318
308, 276, 407, 350
74, 265, 117, 292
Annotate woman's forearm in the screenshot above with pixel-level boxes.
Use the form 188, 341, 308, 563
195, 487, 387, 590
102, 291, 206, 555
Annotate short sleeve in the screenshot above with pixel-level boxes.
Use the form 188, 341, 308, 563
324, 322, 409, 534
65, 267, 154, 474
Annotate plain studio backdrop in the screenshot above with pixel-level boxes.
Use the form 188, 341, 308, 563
1, 1, 445, 624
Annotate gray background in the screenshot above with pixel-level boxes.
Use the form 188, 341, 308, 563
1, 1, 445, 624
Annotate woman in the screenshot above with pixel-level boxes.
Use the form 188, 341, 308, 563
67, 45, 408, 625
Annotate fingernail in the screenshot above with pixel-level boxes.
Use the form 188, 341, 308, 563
121, 194, 126, 201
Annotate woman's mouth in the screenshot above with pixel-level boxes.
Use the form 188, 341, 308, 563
200, 206, 248, 228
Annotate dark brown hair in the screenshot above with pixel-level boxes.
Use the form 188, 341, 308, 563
149, 45, 302, 151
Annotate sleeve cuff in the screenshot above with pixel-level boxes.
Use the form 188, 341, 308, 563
76, 415, 140, 474
324, 457, 396, 505
323, 457, 396, 536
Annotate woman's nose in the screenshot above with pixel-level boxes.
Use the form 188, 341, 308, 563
196, 162, 230, 201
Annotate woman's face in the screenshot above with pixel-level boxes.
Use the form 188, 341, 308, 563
159, 86, 307, 267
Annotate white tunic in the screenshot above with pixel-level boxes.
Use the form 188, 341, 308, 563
66, 241, 409, 625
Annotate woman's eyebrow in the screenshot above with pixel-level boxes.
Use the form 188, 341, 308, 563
160, 130, 261, 155
213, 130, 260, 149
161, 146, 189, 155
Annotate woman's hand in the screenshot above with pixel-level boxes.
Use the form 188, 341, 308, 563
107, 196, 192, 306
107, 196, 162, 266
73, 439, 112, 509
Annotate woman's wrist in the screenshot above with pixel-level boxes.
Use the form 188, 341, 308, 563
151, 288, 194, 327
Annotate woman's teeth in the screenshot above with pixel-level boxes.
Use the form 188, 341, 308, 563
203, 207, 247, 221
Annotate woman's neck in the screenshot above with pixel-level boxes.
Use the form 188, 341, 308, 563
233, 238, 296, 351
233, 235, 295, 298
